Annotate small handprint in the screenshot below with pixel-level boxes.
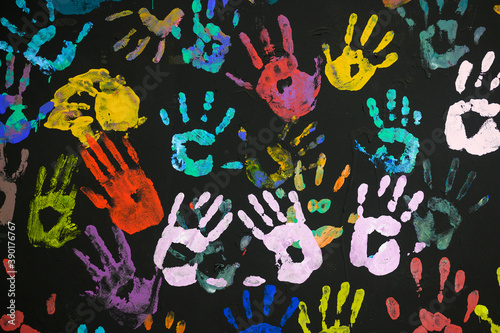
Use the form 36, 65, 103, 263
355, 89, 422, 174
226, 15, 321, 122
27, 154, 80, 248
223, 284, 299, 332
445, 51, 500, 156
298, 282, 365, 332
45, 69, 145, 146
350, 175, 424, 276
0, 143, 28, 225
154, 191, 238, 292
474, 267, 500, 333
182, 0, 234, 73
411, 158, 489, 250
0, 53, 54, 144
161, 91, 238, 177
79, 133, 164, 234
322, 13, 398, 91
238, 190, 322, 283
239, 117, 325, 189
74, 225, 162, 328
106, 8, 184, 63
386, 257, 479, 332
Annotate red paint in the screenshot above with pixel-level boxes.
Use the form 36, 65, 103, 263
410, 257, 423, 295
3, 258, 14, 277
0, 311, 24, 331
20, 325, 41, 333
80, 133, 164, 234
240, 32, 263, 69
385, 297, 400, 320
46, 293, 56, 315
464, 290, 479, 323
418, 309, 451, 331
438, 257, 451, 303
454, 270, 465, 293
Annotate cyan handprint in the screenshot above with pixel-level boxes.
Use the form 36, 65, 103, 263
223, 284, 299, 332
74, 225, 162, 329
161, 91, 238, 177
182, 0, 234, 73
355, 89, 422, 174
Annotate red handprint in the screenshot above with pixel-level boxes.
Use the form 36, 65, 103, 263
79, 133, 164, 234
226, 15, 321, 122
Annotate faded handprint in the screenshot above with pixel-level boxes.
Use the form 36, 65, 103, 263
182, 0, 235, 73
322, 13, 398, 91
1, 0, 92, 74
445, 51, 500, 156
474, 267, 500, 332
223, 284, 299, 332
386, 257, 479, 332
106, 8, 184, 63
154, 191, 238, 292
0, 53, 54, 144
0, 144, 28, 225
239, 117, 325, 189
355, 89, 422, 174
79, 133, 164, 234
238, 190, 322, 284
350, 175, 424, 276
44, 69, 145, 146
160, 91, 238, 177
27, 154, 80, 248
226, 15, 321, 122
383, 0, 411, 9
411, 158, 489, 250
74, 225, 162, 328
298, 282, 365, 332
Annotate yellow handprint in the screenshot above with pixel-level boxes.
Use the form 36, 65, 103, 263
298, 282, 365, 332
474, 267, 500, 333
322, 13, 398, 91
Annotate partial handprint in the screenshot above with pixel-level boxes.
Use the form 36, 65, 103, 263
445, 51, 500, 156
238, 190, 322, 284
182, 0, 235, 73
164, 311, 186, 332
0, 143, 28, 225
411, 158, 489, 250
239, 117, 325, 189
160, 91, 238, 177
44, 69, 145, 146
106, 8, 184, 63
474, 267, 500, 333
0, 53, 54, 144
355, 89, 422, 174
27, 154, 80, 248
383, 0, 411, 9
298, 282, 365, 332
226, 15, 321, 122
223, 284, 299, 332
79, 133, 164, 234
1, 1, 92, 74
322, 13, 398, 91
154, 191, 238, 292
77, 324, 105, 333
74, 225, 162, 328
386, 257, 479, 332
350, 175, 424, 275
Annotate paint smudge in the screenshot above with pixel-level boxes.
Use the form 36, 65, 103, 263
0, 311, 24, 330
243, 276, 266, 287
386, 297, 400, 320
144, 314, 153, 330
46, 294, 56, 315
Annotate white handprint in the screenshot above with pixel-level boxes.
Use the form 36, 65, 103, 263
445, 51, 500, 156
350, 175, 424, 276
238, 190, 322, 284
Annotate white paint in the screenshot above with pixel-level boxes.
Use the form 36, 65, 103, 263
206, 277, 228, 288
243, 276, 266, 287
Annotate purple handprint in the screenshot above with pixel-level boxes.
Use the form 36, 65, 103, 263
73, 225, 162, 328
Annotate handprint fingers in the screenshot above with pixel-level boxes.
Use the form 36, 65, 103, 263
344, 13, 357, 45
0, 144, 28, 225
84, 225, 117, 268
240, 32, 264, 70
73, 247, 105, 281
278, 15, 293, 55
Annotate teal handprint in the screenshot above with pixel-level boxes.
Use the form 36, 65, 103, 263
397, 0, 484, 71
160, 91, 240, 177
182, 0, 235, 73
355, 89, 422, 174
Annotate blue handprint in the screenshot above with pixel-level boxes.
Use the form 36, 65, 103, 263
396, 0, 484, 71
160, 91, 241, 177
77, 324, 105, 333
182, 0, 236, 73
355, 89, 422, 174
0, 53, 54, 144
223, 284, 299, 332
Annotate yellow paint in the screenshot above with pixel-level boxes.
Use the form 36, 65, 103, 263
165, 311, 174, 329
320, 285, 331, 331
494, 5, 500, 14
298, 302, 312, 333
334, 164, 350, 192
350, 289, 365, 327
295, 160, 305, 191
336, 282, 349, 315
290, 122, 316, 147
348, 213, 359, 224
323, 13, 398, 91
144, 314, 153, 330
315, 153, 326, 186
45, 69, 146, 146
497, 267, 500, 286
475, 305, 500, 333
313, 226, 342, 248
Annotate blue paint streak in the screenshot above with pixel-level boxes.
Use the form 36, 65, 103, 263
243, 289, 252, 319
280, 297, 299, 327
263, 285, 277, 316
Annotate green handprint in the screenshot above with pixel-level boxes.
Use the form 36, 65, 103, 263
27, 154, 79, 248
